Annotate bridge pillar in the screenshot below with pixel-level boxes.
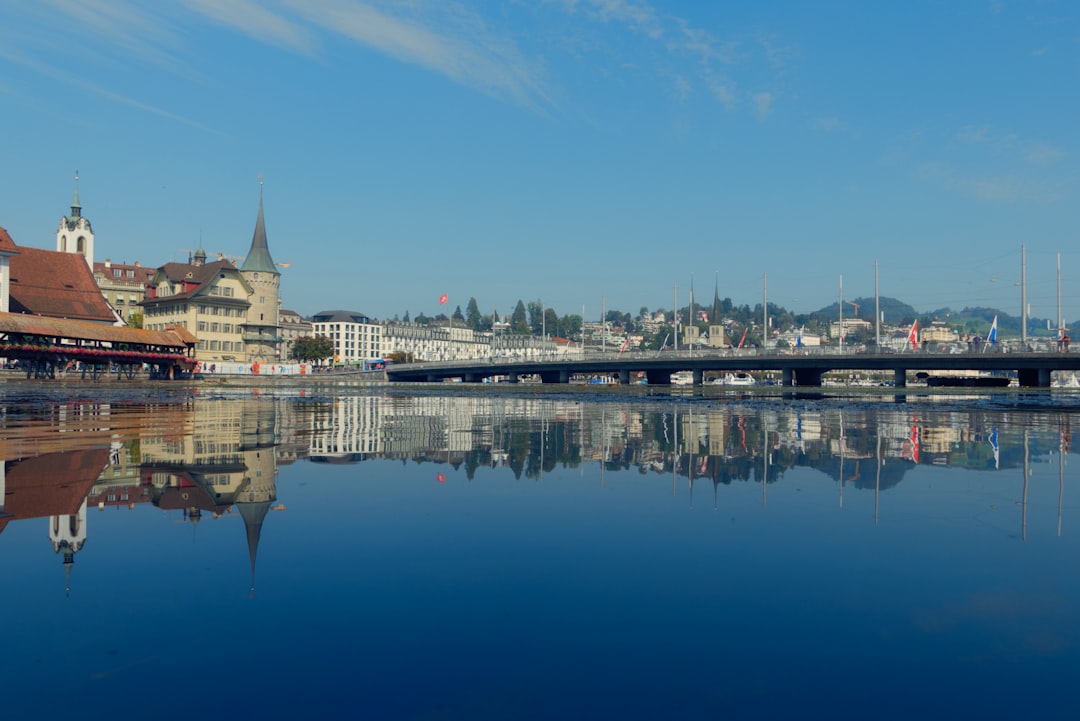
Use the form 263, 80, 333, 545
619, 370, 630, 385
464, 373, 481, 383
793, 368, 824, 387
508, 372, 520, 383
646, 369, 671, 385
893, 369, 907, 388
539, 371, 568, 384
693, 369, 704, 386
1018, 368, 1052, 388
781, 368, 794, 387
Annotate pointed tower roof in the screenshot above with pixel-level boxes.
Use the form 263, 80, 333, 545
240, 184, 279, 274
70, 170, 82, 217
238, 500, 272, 592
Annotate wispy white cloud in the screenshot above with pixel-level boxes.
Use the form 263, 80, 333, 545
278, 0, 551, 110
547, 0, 781, 113
39, 0, 187, 71
560, 0, 664, 40
815, 116, 846, 132
918, 162, 1061, 204
956, 124, 1064, 165
183, 0, 320, 56
0, 42, 221, 135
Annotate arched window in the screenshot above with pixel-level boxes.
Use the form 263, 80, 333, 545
77, 236, 86, 253
60, 235, 67, 252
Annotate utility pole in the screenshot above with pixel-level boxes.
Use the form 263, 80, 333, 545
1021, 245, 1027, 345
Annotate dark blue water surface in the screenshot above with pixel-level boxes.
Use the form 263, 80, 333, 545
1, 383, 1078, 719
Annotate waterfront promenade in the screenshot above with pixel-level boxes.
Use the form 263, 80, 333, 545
386, 346, 1080, 388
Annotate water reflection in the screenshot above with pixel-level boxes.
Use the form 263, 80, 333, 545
1, 390, 1074, 590
3, 388, 1079, 717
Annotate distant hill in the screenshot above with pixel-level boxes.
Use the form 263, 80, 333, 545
812, 296, 916, 324
811, 297, 1073, 337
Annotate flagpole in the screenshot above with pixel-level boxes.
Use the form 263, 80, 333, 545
1021, 245, 1027, 346
763, 273, 768, 354
874, 260, 880, 351
839, 274, 844, 352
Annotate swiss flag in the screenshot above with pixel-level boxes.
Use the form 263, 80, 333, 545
439, 293, 449, 305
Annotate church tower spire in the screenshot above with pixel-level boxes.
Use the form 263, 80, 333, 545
56, 171, 94, 269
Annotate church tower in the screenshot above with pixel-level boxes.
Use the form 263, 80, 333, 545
239, 181, 281, 363
56, 172, 95, 270
51, 499, 88, 596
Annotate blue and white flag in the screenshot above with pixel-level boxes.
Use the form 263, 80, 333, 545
990, 427, 999, 469
987, 315, 998, 344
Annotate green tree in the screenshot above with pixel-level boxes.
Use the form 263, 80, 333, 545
127, 312, 143, 329
543, 308, 559, 337
527, 299, 544, 334
466, 297, 482, 331
403, 310, 410, 323
511, 300, 528, 334
452, 305, 465, 323
290, 335, 335, 364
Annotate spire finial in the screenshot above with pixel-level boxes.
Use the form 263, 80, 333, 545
71, 170, 82, 216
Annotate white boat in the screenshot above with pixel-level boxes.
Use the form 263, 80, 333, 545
1053, 372, 1080, 388
717, 372, 755, 386
670, 370, 694, 385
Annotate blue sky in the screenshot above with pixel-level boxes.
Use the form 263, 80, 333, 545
0, 1, 1076, 324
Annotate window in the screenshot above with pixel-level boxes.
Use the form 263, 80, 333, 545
113, 268, 122, 277
126, 269, 135, 278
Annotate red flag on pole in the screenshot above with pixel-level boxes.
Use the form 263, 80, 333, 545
908, 319, 918, 348
439, 293, 449, 305
436, 472, 446, 483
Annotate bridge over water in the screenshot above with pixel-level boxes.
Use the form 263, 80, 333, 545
385, 348, 1080, 388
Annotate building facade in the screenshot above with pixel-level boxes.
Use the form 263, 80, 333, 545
93, 260, 155, 323
139, 191, 283, 364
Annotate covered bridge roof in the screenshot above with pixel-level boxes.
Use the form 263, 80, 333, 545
0, 312, 191, 350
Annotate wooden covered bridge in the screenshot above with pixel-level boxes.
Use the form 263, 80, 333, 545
0, 312, 198, 380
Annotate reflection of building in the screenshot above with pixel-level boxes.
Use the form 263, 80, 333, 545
141, 397, 280, 589
0, 449, 111, 593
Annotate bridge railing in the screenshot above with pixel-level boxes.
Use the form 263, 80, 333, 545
392, 339, 1069, 371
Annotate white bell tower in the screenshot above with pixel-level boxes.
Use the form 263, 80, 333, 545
56, 171, 95, 270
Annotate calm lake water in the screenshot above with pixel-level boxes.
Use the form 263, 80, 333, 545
2, 381, 1078, 719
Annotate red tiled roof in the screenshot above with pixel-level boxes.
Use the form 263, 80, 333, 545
143, 260, 246, 305
9, 245, 117, 323
0, 225, 17, 251
0, 449, 110, 522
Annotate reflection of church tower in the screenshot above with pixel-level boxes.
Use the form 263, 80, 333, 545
236, 401, 279, 592
51, 499, 88, 596
56, 172, 95, 270
239, 181, 281, 363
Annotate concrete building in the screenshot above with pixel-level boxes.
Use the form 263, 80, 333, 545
311, 310, 383, 366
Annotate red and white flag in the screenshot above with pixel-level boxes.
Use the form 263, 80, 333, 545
908, 319, 919, 348
439, 293, 448, 305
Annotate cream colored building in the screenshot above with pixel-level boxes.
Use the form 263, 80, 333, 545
139, 191, 283, 364
93, 260, 155, 323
